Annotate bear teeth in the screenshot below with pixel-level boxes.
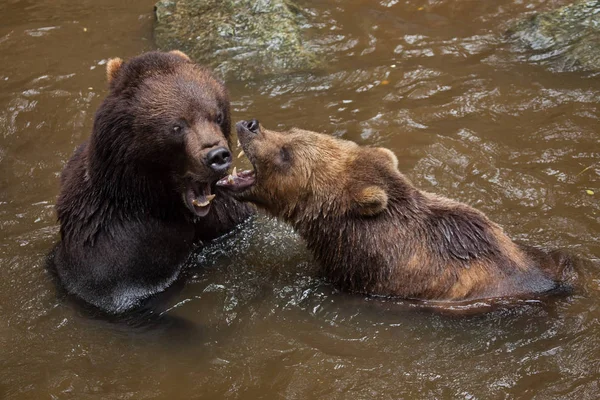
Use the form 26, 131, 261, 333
227, 175, 235, 184
192, 194, 216, 208
237, 150, 245, 159
232, 167, 238, 177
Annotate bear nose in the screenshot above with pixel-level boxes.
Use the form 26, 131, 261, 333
242, 119, 259, 134
206, 147, 232, 172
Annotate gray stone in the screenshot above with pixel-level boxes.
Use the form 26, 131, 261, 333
154, 0, 319, 80
508, 0, 600, 72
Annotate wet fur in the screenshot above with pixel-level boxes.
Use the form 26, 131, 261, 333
236, 125, 572, 302
50, 52, 253, 313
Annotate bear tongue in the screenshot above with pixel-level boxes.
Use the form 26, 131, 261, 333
185, 184, 215, 217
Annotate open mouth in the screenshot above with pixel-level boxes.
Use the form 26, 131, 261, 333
184, 181, 216, 217
217, 120, 259, 193
216, 166, 256, 192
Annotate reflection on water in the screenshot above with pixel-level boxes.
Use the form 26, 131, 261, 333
0, 0, 599, 398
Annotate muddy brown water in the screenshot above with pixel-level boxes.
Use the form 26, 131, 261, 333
1, 0, 599, 398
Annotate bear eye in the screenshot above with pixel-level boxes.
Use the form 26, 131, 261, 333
216, 113, 224, 125
279, 146, 291, 164
172, 122, 184, 133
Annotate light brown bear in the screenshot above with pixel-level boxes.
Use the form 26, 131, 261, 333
218, 119, 573, 304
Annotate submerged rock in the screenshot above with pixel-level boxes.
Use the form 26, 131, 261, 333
508, 0, 600, 72
154, 0, 319, 80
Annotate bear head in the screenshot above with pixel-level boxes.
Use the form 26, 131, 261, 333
218, 120, 401, 221
91, 51, 233, 218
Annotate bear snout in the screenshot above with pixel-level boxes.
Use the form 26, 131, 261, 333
247, 119, 259, 133
237, 119, 260, 134
236, 119, 261, 149
205, 147, 232, 173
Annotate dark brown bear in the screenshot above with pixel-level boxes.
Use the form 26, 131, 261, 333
218, 120, 572, 304
51, 51, 253, 313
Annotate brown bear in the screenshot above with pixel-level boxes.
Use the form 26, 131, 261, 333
218, 120, 573, 305
50, 51, 253, 314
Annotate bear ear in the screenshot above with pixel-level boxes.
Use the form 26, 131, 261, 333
169, 50, 191, 61
375, 147, 399, 171
352, 185, 388, 216
106, 58, 123, 84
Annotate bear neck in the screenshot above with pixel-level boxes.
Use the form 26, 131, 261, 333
286, 171, 421, 230
283, 173, 422, 291
85, 127, 186, 221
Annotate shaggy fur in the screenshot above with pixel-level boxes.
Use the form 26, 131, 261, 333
51, 51, 253, 313
226, 121, 570, 302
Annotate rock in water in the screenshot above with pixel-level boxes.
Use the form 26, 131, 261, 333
154, 0, 319, 80
508, 0, 600, 72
